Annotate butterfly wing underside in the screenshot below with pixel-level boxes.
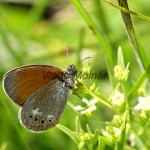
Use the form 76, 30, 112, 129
19, 79, 68, 132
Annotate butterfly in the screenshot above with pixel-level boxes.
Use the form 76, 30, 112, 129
3, 64, 77, 132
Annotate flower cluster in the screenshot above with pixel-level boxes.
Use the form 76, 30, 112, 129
111, 90, 125, 106
134, 96, 150, 111
114, 63, 129, 81
101, 115, 123, 140
74, 98, 97, 116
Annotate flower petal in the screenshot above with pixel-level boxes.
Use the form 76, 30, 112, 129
89, 98, 97, 105
82, 98, 89, 104
74, 105, 84, 111
134, 104, 142, 110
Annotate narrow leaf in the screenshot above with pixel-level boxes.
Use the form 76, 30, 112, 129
56, 124, 79, 144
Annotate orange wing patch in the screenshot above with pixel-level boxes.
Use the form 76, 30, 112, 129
3, 65, 65, 106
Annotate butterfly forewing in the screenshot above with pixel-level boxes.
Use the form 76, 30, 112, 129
3, 65, 65, 106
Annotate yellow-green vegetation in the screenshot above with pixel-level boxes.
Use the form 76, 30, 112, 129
0, 0, 150, 149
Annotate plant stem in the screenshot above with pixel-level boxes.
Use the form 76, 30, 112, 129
117, 0, 147, 71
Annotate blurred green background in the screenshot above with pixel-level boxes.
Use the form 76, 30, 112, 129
0, 0, 150, 149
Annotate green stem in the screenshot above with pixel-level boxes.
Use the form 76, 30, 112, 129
117, 0, 148, 71
104, 0, 150, 21
128, 70, 147, 99
94, 0, 110, 36
77, 27, 86, 67
108, 82, 121, 101
130, 122, 148, 149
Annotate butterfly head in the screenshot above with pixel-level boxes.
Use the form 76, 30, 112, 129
64, 65, 77, 89
67, 65, 77, 76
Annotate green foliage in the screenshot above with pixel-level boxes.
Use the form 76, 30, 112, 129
0, 0, 150, 149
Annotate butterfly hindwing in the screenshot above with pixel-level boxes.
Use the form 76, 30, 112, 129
19, 79, 68, 132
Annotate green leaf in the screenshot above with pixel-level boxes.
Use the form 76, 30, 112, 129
118, 47, 125, 70
96, 137, 101, 150
115, 111, 128, 150
128, 68, 148, 99
0, 143, 7, 150
104, 0, 150, 21
134, 29, 150, 68
92, 129, 99, 146
75, 116, 82, 133
86, 124, 92, 134
56, 124, 79, 145
99, 136, 114, 150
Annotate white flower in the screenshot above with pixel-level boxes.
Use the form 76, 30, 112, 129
102, 126, 121, 139
111, 91, 124, 106
134, 96, 150, 111
74, 98, 97, 116
82, 98, 97, 106
128, 133, 135, 147
113, 127, 121, 138
80, 105, 96, 115
74, 105, 83, 111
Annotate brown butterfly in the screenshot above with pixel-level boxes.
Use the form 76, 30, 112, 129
3, 64, 76, 132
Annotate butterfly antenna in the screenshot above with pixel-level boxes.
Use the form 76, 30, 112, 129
66, 46, 69, 68
72, 92, 83, 99
81, 56, 93, 62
